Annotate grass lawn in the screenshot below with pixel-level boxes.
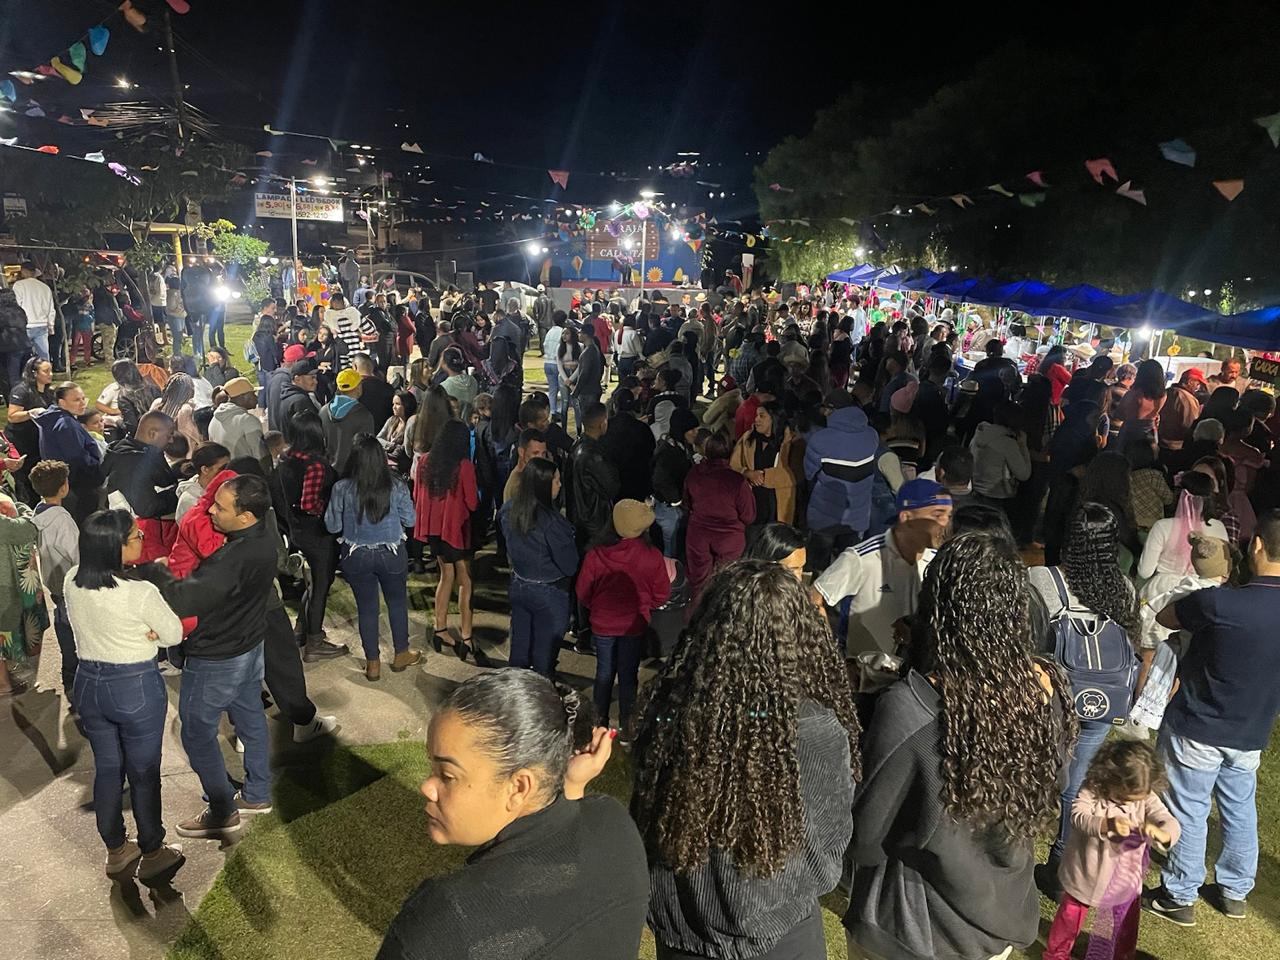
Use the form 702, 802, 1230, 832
167, 733, 1280, 960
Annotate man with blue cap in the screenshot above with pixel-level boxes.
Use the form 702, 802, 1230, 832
810, 478, 953, 664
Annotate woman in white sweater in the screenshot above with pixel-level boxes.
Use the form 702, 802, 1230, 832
65, 509, 185, 883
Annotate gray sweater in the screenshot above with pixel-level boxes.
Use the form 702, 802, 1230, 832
969, 422, 1031, 499
642, 700, 854, 959
32, 503, 78, 597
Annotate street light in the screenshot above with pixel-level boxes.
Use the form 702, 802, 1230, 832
854, 246, 866, 258
1186, 289, 1197, 298
639, 189, 656, 199
525, 241, 541, 256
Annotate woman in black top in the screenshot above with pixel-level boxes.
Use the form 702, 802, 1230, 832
633, 560, 860, 960
378, 669, 647, 960
844, 532, 1073, 960
306, 325, 344, 404
7, 357, 55, 503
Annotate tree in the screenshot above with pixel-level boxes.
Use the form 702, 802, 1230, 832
756, 23, 1280, 300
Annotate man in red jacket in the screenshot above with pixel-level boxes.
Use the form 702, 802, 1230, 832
576, 499, 671, 744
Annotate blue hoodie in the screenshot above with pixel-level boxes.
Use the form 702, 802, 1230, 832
803, 405, 878, 532
35, 407, 102, 481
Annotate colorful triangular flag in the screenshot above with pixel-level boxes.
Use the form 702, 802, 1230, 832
119, 1, 147, 31
913, 203, 937, 215
1254, 111, 1280, 148
1019, 192, 1046, 208
25, 105, 45, 118
300, 157, 317, 165
50, 56, 82, 85
166, 0, 192, 12
547, 169, 570, 189
1158, 138, 1196, 167
401, 141, 423, 154
838, 217, 856, 226
987, 183, 1013, 198
950, 194, 973, 208
68, 42, 87, 72
1212, 179, 1244, 201
84, 151, 105, 163
473, 152, 494, 164
89, 26, 110, 56
1026, 171, 1048, 187
1115, 180, 1146, 205
0, 81, 14, 103
256, 150, 272, 157
35, 64, 57, 77
1085, 158, 1118, 184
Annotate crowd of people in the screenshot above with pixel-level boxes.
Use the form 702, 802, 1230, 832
3, 259, 1280, 960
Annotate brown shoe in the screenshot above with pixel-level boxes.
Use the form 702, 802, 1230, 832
105, 839, 142, 877
366, 659, 381, 681
175, 807, 242, 840
391, 649, 422, 672
137, 843, 185, 884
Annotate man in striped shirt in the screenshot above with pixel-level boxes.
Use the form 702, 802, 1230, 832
324, 293, 363, 370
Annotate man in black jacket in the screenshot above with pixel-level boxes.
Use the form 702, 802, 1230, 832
566, 402, 618, 550
571, 327, 604, 433
168, 475, 279, 840
103, 412, 179, 518
601, 389, 654, 503
352, 352, 394, 425
276, 360, 319, 428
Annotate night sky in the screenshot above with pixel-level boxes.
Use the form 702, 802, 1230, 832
4, 1, 1279, 221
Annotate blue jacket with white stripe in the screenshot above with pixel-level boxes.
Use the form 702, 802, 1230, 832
803, 405, 879, 533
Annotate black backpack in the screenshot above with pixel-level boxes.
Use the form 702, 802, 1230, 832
0, 291, 31, 354
1046, 567, 1138, 724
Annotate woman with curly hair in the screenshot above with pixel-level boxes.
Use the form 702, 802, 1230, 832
1029, 502, 1138, 897
632, 559, 859, 960
846, 531, 1074, 960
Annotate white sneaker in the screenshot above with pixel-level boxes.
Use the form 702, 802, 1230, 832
293, 715, 338, 743
230, 733, 245, 754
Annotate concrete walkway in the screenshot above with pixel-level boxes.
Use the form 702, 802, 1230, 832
0, 571, 616, 960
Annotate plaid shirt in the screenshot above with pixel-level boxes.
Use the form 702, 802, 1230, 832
287, 450, 330, 517
1130, 467, 1174, 530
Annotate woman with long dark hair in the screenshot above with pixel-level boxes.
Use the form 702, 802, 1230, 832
729, 401, 798, 525
634, 559, 860, 960
307, 324, 344, 404
498, 457, 577, 676
1040, 344, 1072, 407
1029, 502, 1137, 896
377, 389, 417, 474
152, 372, 201, 452
7, 356, 55, 502
97, 358, 159, 442
744, 520, 807, 579
556, 325, 583, 428
410, 384, 454, 458
414, 419, 478, 661
378, 670, 648, 960
848, 532, 1074, 960
325, 435, 419, 681
64, 509, 185, 882
1114, 358, 1167, 444
1078, 450, 1142, 566
279, 411, 339, 653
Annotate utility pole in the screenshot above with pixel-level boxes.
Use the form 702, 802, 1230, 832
161, 11, 189, 149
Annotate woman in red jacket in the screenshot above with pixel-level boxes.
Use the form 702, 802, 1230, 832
414, 419, 479, 662
683, 430, 756, 598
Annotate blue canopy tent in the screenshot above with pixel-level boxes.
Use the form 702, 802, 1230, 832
1172, 307, 1280, 351
826, 263, 891, 285
876, 267, 942, 292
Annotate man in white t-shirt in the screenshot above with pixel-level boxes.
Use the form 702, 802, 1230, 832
811, 478, 953, 662
12, 263, 56, 360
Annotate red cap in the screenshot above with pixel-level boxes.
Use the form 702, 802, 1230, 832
283, 344, 307, 363
1183, 367, 1206, 384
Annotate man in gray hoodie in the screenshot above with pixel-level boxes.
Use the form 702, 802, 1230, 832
321, 368, 376, 473
968, 401, 1031, 508
208, 377, 265, 462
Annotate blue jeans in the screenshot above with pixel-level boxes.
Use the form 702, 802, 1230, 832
27, 327, 50, 361
74, 660, 169, 852
653, 501, 683, 558
593, 634, 643, 726
52, 596, 77, 703
1159, 728, 1261, 904
509, 576, 569, 677
167, 314, 186, 354
179, 645, 271, 818
543, 363, 561, 418
1051, 719, 1111, 860
186, 314, 206, 356
207, 307, 226, 351
342, 543, 409, 661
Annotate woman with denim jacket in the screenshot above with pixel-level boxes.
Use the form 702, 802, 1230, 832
325, 435, 418, 681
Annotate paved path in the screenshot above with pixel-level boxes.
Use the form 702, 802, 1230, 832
0, 572, 617, 960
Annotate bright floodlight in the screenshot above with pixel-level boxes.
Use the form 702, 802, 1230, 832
270, 257, 280, 265
1187, 289, 1197, 298
854, 247, 866, 258
609, 201, 621, 214
541, 246, 549, 254
622, 239, 633, 251
311, 176, 328, 186
525, 242, 541, 256
639, 189, 656, 199
117, 77, 131, 89
214, 285, 230, 303
1203, 288, 1212, 296
1137, 325, 1152, 339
